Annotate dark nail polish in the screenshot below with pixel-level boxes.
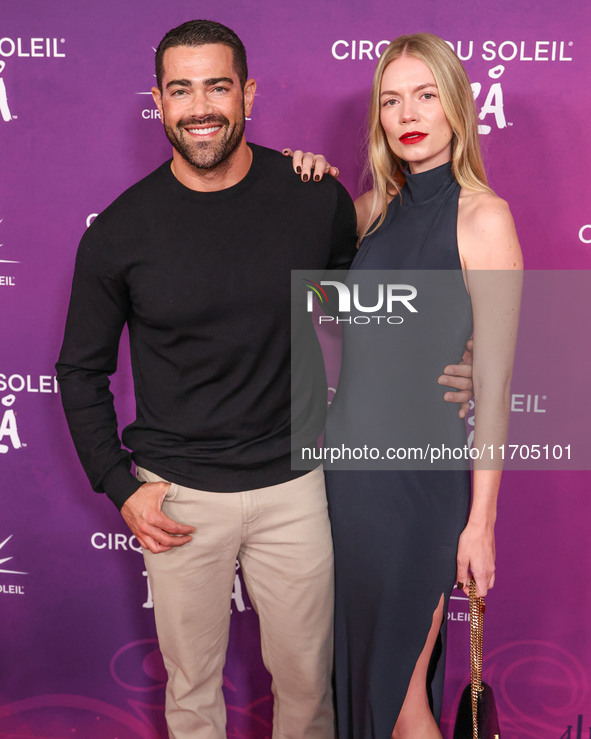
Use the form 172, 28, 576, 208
457, 582, 464, 590
314, 174, 320, 181
303, 174, 309, 182
296, 166, 301, 174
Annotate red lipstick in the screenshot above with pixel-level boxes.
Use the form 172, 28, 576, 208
399, 132, 427, 145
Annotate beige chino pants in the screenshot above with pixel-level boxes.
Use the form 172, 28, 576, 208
137, 466, 335, 739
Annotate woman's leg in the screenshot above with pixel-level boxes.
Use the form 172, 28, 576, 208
391, 594, 445, 739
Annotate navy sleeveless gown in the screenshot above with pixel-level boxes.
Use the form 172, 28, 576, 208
325, 162, 473, 738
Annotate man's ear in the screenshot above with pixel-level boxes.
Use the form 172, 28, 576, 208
151, 86, 164, 120
243, 79, 256, 118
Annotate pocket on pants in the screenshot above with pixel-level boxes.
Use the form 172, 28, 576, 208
135, 466, 178, 501
163, 482, 179, 502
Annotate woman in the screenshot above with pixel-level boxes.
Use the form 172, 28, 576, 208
288, 33, 522, 738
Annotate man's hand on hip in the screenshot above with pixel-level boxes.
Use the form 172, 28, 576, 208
438, 338, 474, 419
121, 482, 195, 554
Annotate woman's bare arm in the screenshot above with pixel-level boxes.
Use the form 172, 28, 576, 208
456, 190, 523, 597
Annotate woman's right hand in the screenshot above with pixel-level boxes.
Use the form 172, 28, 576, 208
282, 148, 340, 182
456, 519, 496, 598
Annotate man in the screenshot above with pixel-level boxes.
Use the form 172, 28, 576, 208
56, 20, 472, 739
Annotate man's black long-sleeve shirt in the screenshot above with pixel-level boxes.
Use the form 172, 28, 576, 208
56, 144, 357, 509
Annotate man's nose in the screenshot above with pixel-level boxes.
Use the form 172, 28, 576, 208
190, 89, 214, 118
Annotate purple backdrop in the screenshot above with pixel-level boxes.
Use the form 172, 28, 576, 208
1, 1, 590, 737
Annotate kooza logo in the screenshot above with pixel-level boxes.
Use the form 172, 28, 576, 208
472, 65, 507, 135
0, 394, 22, 453
304, 279, 418, 325
0, 61, 12, 122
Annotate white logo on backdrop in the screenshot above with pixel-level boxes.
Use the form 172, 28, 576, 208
231, 560, 247, 614
0, 219, 20, 279
0, 535, 28, 575
579, 225, 591, 244
331, 38, 574, 136
0, 61, 12, 122
448, 589, 470, 622
449, 39, 573, 63
137, 47, 163, 119
91, 532, 142, 552
466, 392, 548, 447
92, 532, 248, 613
0, 375, 59, 453
137, 46, 158, 119
0, 395, 22, 454
0, 38, 67, 123
331, 38, 574, 63
472, 65, 507, 135
510, 394, 547, 414
142, 570, 153, 609
0, 374, 59, 394
0, 37, 66, 58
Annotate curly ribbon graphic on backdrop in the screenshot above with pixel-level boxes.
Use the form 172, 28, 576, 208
110, 638, 167, 692
0, 638, 273, 738
0, 694, 160, 738
109, 638, 272, 737
450, 639, 590, 738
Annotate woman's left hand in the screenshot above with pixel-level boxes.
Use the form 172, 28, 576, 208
282, 148, 340, 181
456, 520, 496, 598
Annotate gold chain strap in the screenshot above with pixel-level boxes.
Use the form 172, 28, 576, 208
469, 580, 485, 739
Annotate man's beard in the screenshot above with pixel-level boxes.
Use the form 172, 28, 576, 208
163, 110, 245, 172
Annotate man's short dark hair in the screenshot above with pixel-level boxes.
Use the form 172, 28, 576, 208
155, 19, 248, 91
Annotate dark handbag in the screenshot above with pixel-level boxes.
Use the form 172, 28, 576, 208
452, 581, 501, 739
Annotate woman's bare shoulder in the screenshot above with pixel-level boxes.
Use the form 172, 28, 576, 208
459, 188, 512, 225
458, 189, 522, 269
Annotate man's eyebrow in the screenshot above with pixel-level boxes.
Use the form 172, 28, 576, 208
165, 77, 234, 90
380, 82, 438, 97
166, 78, 193, 89
203, 77, 234, 87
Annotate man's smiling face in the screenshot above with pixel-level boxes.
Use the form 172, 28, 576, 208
153, 43, 255, 172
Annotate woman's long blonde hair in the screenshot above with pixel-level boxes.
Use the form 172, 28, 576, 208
364, 33, 490, 237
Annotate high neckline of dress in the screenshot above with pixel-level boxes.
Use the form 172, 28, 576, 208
402, 161, 455, 206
